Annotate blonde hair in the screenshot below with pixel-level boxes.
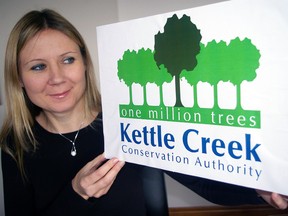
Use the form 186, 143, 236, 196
0, 9, 101, 175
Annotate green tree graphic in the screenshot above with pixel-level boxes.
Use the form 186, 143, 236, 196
134, 48, 172, 105
226, 37, 261, 109
133, 48, 156, 105
181, 40, 228, 108
154, 14, 202, 107
118, 50, 138, 105
202, 40, 229, 109
182, 38, 260, 110
181, 42, 222, 108
180, 40, 203, 108
194, 40, 229, 109
154, 64, 173, 106
118, 48, 172, 105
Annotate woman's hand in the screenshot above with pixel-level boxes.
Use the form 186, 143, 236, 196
256, 190, 288, 210
72, 153, 125, 200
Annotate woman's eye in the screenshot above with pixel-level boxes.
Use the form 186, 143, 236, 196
63, 57, 75, 64
31, 64, 46, 71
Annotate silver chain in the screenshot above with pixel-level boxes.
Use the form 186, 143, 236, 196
59, 121, 84, 156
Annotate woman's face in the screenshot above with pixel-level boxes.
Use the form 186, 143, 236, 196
19, 29, 86, 116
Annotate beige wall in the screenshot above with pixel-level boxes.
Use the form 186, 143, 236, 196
0, 0, 228, 214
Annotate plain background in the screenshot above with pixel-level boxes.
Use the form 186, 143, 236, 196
0, 0, 228, 214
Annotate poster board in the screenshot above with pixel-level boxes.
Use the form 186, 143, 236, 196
97, 0, 288, 195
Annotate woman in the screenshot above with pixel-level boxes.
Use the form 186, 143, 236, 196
0, 9, 286, 216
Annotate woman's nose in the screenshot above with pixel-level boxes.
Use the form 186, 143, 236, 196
48, 63, 65, 85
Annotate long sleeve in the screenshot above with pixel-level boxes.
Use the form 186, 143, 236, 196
166, 171, 265, 206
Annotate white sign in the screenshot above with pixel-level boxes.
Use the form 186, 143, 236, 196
97, 0, 288, 195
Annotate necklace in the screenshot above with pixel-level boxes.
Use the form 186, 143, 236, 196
59, 121, 85, 157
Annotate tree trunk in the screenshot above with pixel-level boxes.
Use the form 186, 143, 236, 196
174, 74, 183, 107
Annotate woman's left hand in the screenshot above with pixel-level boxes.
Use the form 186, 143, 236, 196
256, 190, 288, 209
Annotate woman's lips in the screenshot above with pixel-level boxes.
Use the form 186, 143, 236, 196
49, 90, 70, 99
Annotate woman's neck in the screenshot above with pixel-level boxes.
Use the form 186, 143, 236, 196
36, 109, 97, 134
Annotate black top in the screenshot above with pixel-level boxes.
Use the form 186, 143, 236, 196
1, 114, 264, 216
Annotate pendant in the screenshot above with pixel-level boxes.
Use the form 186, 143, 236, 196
71, 147, 77, 156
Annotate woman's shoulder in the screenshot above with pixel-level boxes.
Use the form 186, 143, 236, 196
89, 112, 103, 128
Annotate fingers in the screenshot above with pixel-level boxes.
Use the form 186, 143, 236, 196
72, 154, 125, 200
271, 193, 288, 210
88, 157, 123, 184
87, 160, 125, 198
257, 190, 288, 210
85, 153, 107, 171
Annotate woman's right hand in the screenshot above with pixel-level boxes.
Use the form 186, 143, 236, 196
72, 153, 125, 200
256, 190, 288, 210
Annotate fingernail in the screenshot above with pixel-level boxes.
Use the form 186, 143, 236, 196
113, 158, 119, 163
119, 161, 125, 166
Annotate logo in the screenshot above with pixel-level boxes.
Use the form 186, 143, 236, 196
117, 14, 261, 128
